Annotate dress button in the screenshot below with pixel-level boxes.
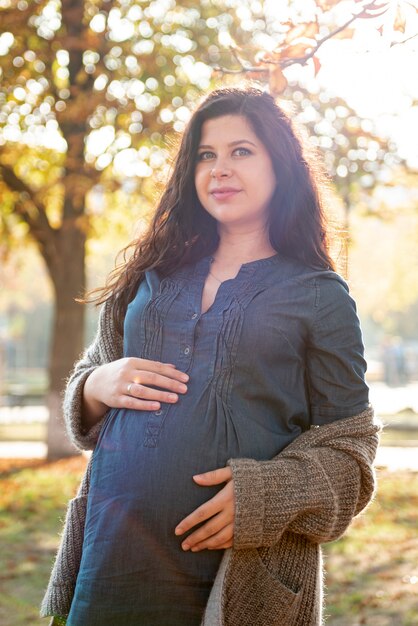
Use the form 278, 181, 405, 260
191, 313, 198, 320
184, 346, 191, 355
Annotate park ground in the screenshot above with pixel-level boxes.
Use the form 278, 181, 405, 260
0, 381, 417, 625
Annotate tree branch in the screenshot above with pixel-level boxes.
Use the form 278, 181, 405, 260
390, 32, 418, 47
214, 2, 391, 76
0, 162, 55, 240
280, 13, 360, 69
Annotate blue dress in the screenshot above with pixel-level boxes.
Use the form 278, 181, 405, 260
67, 254, 369, 625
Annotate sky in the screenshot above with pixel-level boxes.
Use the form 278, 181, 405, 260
314, 40, 418, 169
279, 2, 418, 169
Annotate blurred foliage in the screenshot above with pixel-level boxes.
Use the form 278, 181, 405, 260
0, 0, 415, 245
350, 182, 418, 339
0, 0, 416, 403
324, 469, 418, 626
209, 0, 418, 96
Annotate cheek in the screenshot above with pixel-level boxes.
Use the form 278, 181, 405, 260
194, 169, 209, 201
261, 166, 277, 201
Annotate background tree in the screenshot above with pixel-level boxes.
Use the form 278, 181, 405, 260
286, 87, 405, 274
0, 0, 228, 458
0, 0, 415, 458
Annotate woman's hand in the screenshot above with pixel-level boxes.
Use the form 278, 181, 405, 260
81, 357, 189, 428
174, 467, 235, 552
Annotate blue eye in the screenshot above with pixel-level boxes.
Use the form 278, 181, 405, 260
233, 147, 251, 156
197, 151, 215, 161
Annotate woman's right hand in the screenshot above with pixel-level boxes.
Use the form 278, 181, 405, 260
81, 357, 189, 429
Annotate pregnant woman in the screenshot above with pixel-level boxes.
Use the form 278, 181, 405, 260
42, 87, 379, 626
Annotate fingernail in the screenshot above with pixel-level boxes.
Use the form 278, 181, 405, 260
151, 403, 160, 410
181, 374, 189, 382
179, 384, 188, 392
168, 394, 178, 402
175, 527, 183, 535
182, 543, 190, 551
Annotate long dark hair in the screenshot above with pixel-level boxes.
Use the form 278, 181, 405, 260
88, 86, 335, 332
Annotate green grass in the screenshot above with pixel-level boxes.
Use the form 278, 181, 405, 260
0, 459, 417, 625
323, 469, 418, 625
0, 457, 87, 626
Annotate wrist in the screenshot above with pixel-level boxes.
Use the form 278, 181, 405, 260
82, 369, 108, 429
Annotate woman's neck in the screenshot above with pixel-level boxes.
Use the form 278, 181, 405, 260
213, 229, 276, 266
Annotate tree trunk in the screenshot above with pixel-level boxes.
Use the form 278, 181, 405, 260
46, 226, 86, 460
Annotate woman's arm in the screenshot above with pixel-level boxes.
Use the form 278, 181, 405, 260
175, 273, 378, 552
174, 408, 379, 551
230, 274, 379, 548
63, 299, 123, 450
64, 299, 190, 450
228, 407, 380, 549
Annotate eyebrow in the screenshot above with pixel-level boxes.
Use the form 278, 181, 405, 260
197, 139, 257, 149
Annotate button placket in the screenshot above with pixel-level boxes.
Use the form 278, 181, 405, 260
143, 407, 169, 447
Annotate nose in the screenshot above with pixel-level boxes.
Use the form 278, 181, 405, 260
210, 164, 232, 179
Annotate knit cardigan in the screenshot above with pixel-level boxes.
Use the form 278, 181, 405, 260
41, 300, 380, 626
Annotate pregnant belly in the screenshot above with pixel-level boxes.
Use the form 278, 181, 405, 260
81, 408, 226, 581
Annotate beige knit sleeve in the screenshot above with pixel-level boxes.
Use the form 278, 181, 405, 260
63, 299, 123, 451
228, 407, 380, 549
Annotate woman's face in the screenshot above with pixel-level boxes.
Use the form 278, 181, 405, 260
194, 115, 277, 232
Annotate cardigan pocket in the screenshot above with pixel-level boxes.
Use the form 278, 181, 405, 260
224, 548, 301, 626
40, 493, 88, 618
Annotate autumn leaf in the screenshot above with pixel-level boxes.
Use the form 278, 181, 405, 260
245, 68, 269, 81
394, 5, 407, 33
284, 21, 319, 45
281, 41, 315, 60
255, 50, 281, 65
304, 22, 320, 39
316, 0, 341, 9
269, 65, 288, 96
313, 56, 322, 76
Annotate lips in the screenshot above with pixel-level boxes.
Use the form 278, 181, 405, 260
210, 187, 241, 201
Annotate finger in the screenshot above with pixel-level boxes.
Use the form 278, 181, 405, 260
125, 382, 180, 405
207, 541, 233, 550
189, 523, 234, 552
129, 371, 188, 395
122, 396, 162, 412
179, 511, 232, 549
131, 358, 189, 382
175, 481, 234, 536
175, 498, 222, 536
192, 466, 233, 485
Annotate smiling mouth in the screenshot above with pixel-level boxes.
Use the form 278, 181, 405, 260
210, 189, 241, 200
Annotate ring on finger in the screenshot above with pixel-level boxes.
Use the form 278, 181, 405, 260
127, 382, 134, 395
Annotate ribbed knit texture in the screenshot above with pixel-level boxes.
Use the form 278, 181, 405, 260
40, 454, 93, 620
200, 407, 379, 626
62, 300, 123, 450
41, 299, 380, 625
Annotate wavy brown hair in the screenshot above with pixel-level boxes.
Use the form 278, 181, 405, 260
87, 87, 335, 333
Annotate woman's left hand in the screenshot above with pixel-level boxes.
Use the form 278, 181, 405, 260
174, 466, 235, 552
